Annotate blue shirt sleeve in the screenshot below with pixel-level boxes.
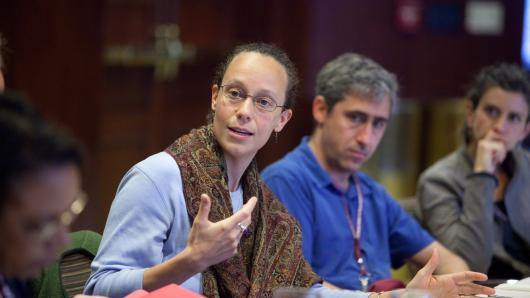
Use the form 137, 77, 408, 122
84, 163, 177, 297
384, 190, 433, 268
262, 167, 315, 263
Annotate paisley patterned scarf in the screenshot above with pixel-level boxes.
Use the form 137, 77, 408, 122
166, 125, 320, 298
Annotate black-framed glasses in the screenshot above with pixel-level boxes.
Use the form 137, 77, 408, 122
25, 192, 88, 242
219, 85, 287, 113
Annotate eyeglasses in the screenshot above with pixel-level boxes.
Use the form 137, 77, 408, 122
26, 192, 88, 242
219, 85, 287, 113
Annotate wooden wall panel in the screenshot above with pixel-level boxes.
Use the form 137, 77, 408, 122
304, 1, 524, 100
0, 0, 524, 231
0, 0, 104, 230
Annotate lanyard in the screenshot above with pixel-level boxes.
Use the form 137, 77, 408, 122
337, 174, 370, 291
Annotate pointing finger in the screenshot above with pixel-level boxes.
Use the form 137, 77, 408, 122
195, 194, 212, 223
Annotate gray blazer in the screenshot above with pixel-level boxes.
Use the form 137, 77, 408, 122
417, 146, 530, 275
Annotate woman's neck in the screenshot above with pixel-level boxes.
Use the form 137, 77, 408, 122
494, 169, 508, 202
224, 153, 254, 192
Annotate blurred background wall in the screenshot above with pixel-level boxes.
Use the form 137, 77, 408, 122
0, 0, 527, 232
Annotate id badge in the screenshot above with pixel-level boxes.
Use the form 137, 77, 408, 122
359, 273, 371, 292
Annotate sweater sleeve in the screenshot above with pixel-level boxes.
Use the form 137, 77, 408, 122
84, 164, 177, 297
417, 163, 497, 273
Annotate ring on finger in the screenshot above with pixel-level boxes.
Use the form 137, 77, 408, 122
237, 222, 248, 233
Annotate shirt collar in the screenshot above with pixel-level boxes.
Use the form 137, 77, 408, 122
298, 136, 372, 196
299, 136, 332, 188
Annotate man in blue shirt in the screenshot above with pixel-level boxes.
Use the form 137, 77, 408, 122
262, 53, 470, 291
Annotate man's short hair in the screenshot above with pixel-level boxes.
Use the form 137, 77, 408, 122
315, 53, 398, 111
467, 63, 530, 120
212, 42, 299, 109
0, 93, 83, 213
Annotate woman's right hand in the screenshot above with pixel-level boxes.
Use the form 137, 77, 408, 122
186, 194, 257, 271
474, 130, 507, 174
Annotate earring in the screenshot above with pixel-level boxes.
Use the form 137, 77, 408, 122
274, 131, 279, 143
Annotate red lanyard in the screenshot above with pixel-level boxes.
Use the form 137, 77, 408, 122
337, 174, 370, 290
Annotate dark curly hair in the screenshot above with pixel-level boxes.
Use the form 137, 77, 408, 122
0, 92, 83, 214
467, 63, 530, 118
